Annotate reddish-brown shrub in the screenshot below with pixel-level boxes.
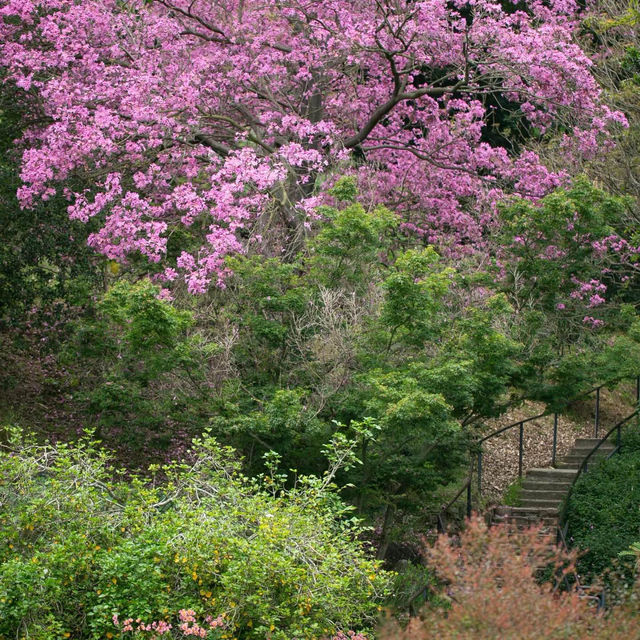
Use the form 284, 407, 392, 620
381, 516, 640, 639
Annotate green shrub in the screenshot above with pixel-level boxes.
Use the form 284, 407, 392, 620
63, 279, 212, 449
0, 428, 390, 639
503, 477, 523, 507
566, 428, 640, 581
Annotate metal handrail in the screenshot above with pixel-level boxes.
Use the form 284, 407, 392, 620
479, 410, 548, 443
478, 381, 612, 446
437, 376, 640, 534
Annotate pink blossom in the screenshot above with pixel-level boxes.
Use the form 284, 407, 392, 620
583, 316, 605, 328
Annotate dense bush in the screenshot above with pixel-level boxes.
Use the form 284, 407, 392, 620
0, 429, 390, 639
566, 428, 640, 580
64, 279, 212, 452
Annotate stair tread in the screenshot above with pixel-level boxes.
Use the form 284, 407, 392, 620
570, 445, 615, 451
520, 492, 567, 498
498, 506, 559, 514
520, 501, 563, 508
564, 452, 612, 459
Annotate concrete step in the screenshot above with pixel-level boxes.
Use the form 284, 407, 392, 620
519, 498, 564, 509
557, 458, 608, 470
492, 515, 559, 528
494, 506, 559, 517
494, 511, 559, 521
511, 507, 559, 518
574, 438, 614, 448
521, 479, 574, 492
563, 449, 613, 460
563, 453, 611, 463
492, 515, 536, 526
570, 444, 615, 453
526, 468, 577, 480
520, 489, 567, 501
488, 437, 619, 533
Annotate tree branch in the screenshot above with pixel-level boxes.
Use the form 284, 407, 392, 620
344, 80, 467, 149
192, 133, 231, 157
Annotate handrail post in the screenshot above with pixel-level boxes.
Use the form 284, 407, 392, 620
595, 387, 600, 438
552, 413, 558, 468
518, 422, 524, 478
466, 481, 472, 518
477, 447, 483, 495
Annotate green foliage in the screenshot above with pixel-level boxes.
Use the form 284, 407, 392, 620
585, 0, 640, 32
222, 255, 307, 383
503, 478, 523, 507
566, 427, 640, 580
494, 178, 639, 405
619, 541, 640, 566
380, 248, 452, 348
329, 176, 359, 203
621, 45, 640, 84
597, 317, 640, 382
88, 280, 196, 375
354, 370, 465, 511
210, 198, 537, 541
439, 299, 522, 420
0, 428, 390, 639
206, 198, 539, 544
385, 563, 444, 615
65, 280, 208, 446
210, 388, 330, 477
309, 202, 397, 290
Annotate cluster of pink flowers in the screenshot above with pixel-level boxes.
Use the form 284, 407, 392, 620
177, 609, 223, 637
583, 316, 605, 329
204, 614, 225, 630
113, 614, 171, 635
592, 234, 640, 258
112, 610, 225, 638
331, 632, 368, 640
570, 278, 607, 305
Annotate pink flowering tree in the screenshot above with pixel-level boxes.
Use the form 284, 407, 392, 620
495, 178, 638, 329
489, 177, 640, 402
0, 0, 626, 291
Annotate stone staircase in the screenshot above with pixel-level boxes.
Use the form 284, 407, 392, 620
492, 438, 615, 530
